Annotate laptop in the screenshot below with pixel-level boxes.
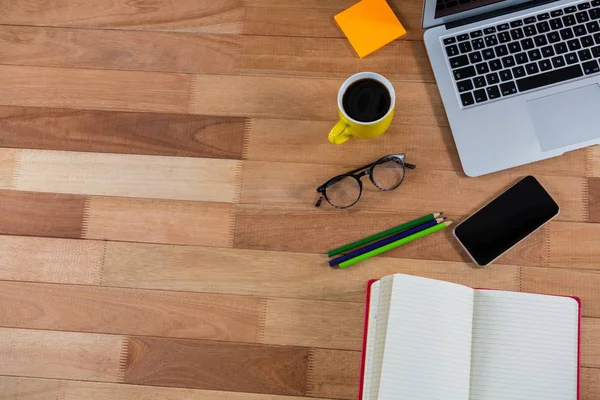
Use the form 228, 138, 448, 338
423, 0, 600, 176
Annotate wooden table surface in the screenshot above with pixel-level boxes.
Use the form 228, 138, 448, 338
0, 0, 599, 399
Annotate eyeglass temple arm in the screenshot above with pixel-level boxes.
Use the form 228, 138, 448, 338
405, 163, 417, 169
315, 193, 324, 207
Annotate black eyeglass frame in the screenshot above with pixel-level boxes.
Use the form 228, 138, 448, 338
315, 154, 416, 209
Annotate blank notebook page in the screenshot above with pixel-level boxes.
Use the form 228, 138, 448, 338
470, 290, 578, 400
377, 274, 475, 400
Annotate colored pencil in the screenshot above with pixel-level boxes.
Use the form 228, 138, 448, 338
329, 217, 446, 267
338, 221, 454, 269
326, 212, 443, 257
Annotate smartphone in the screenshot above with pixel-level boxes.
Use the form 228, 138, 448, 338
454, 176, 559, 267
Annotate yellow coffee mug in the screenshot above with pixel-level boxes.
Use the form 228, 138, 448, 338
328, 72, 396, 145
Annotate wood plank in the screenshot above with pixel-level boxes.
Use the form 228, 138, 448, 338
588, 145, 600, 177
0, 106, 246, 159
233, 206, 546, 267
240, 162, 586, 222
0, 236, 103, 285
261, 299, 364, 351
0, 328, 124, 382
0, 148, 17, 189
0, 376, 60, 399
520, 267, 600, 317
0, 26, 240, 74
240, 36, 433, 81
0, 65, 190, 114
582, 317, 600, 368
547, 221, 600, 269
583, 367, 600, 400
190, 75, 444, 125
101, 242, 520, 301
244, 119, 588, 177
83, 197, 234, 247
12, 149, 241, 203
124, 337, 310, 395
0, 190, 85, 238
0, 281, 261, 342
590, 177, 600, 222
0, 0, 245, 33
307, 349, 361, 400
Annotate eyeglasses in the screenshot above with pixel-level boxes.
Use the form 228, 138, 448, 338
315, 154, 416, 209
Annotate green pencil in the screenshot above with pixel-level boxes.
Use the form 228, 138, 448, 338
327, 212, 443, 257
338, 221, 453, 269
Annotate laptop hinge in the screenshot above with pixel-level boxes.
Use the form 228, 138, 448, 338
445, 0, 561, 29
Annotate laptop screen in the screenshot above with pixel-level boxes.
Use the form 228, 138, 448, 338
422, 0, 535, 28
435, 0, 506, 18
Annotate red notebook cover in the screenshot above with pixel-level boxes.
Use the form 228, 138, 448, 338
358, 279, 582, 400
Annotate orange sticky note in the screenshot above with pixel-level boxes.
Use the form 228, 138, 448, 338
334, 0, 406, 58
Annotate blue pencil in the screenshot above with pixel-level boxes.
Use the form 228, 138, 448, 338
328, 217, 446, 267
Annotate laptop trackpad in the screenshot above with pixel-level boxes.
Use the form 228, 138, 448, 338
527, 84, 600, 151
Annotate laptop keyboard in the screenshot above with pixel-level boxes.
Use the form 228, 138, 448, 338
443, 0, 600, 108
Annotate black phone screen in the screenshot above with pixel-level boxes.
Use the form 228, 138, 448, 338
454, 176, 559, 266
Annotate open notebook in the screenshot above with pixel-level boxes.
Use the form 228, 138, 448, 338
360, 274, 581, 400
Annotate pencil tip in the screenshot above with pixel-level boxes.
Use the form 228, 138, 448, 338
445, 220, 454, 226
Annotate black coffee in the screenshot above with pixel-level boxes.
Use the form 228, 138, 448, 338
342, 78, 391, 122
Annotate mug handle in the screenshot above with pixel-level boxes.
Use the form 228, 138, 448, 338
328, 120, 352, 144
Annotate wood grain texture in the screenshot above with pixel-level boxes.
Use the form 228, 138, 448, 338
0, 147, 17, 189
590, 177, 600, 222
0, 106, 246, 159
240, 36, 433, 81
0, 0, 245, 33
245, 119, 589, 176
0, 281, 261, 342
0, 235, 103, 284
0, 328, 124, 381
583, 367, 600, 400
588, 145, 600, 177
0, 190, 85, 238
0, 26, 240, 74
582, 318, 600, 368
83, 197, 234, 247
233, 206, 546, 267
0, 65, 190, 113
13, 149, 241, 203
307, 349, 361, 400
547, 222, 600, 269
0, 376, 60, 399
101, 242, 519, 301
190, 75, 444, 125
240, 162, 586, 222
124, 337, 310, 395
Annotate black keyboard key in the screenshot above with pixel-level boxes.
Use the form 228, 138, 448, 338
457, 79, 474, 92
484, 27, 497, 34
565, 6, 577, 13
560, 27, 575, 40
498, 31, 511, 43
449, 55, 470, 68
460, 92, 475, 106
521, 38, 535, 49
516, 65, 583, 91
476, 62, 490, 74
459, 41, 473, 53
525, 16, 537, 24
565, 52, 579, 64
551, 55, 566, 67
538, 59, 552, 71
526, 62, 540, 74
486, 72, 500, 84
502, 55, 516, 67
499, 69, 513, 81
550, 18, 564, 30
472, 38, 485, 49
528, 49, 542, 60
446, 45, 460, 57
515, 52, 529, 64
536, 22, 550, 34
583, 59, 600, 73
457, 34, 470, 41
508, 41, 522, 53
498, 23, 510, 31
541, 45, 555, 57
582, 35, 595, 46
554, 42, 569, 54
524, 24, 537, 36
579, 2, 591, 10
587, 21, 600, 32
470, 30, 483, 38
534, 34, 548, 46
568, 38, 582, 50
592, 45, 600, 56
487, 85, 501, 99
510, 20, 524, 27
547, 31, 561, 43
482, 48, 495, 59
444, 37, 457, 45
469, 51, 483, 63
500, 81, 518, 95
563, 14, 576, 26
513, 65, 527, 77
511, 28, 525, 40
595, 32, 600, 43
489, 59, 503, 71
590, 8, 600, 19
473, 88, 488, 102
593, 0, 600, 6
485, 35, 499, 46
574, 25, 588, 36
473, 76, 487, 88
577, 11, 590, 23
579, 48, 593, 60
453, 65, 476, 80
495, 44, 509, 56
551, 10, 564, 17
537, 13, 550, 21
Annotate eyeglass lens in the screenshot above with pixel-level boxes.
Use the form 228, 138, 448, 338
324, 176, 361, 208
371, 157, 405, 191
